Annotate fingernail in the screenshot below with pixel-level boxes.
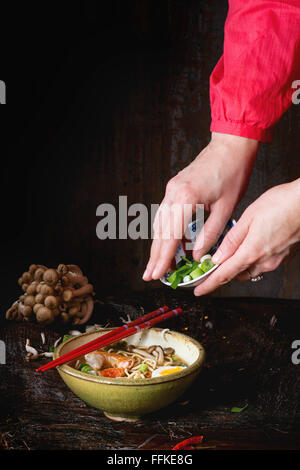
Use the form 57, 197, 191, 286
212, 251, 221, 264
152, 266, 162, 279
142, 269, 148, 280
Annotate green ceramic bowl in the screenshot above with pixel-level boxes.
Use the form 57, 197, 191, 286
54, 328, 205, 422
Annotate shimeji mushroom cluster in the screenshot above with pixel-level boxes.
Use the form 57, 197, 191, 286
6, 264, 95, 325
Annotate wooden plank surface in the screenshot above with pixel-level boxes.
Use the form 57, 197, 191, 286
1, 0, 300, 304
1, 291, 299, 450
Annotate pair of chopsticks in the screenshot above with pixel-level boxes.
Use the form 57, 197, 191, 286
36, 306, 183, 372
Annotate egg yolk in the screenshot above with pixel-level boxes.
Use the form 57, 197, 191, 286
160, 367, 183, 376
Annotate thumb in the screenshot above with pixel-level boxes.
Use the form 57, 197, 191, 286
211, 217, 249, 264
193, 204, 231, 261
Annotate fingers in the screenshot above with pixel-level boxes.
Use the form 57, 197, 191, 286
237, 251, 290, 281
211, 216, 250, 265
193, 204, 231, 261
151, 238, 180, 279
143, 199, 190, 281
194, 242, 251, 296
142, 238, 161, 281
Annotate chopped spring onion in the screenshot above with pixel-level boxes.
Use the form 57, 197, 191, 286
166, 254, 214, 289
200, 254, 212, 263
190, 267, 204, 279
139, 364, 148, 373
80, 364, 96, 375
200, 258, 215, 273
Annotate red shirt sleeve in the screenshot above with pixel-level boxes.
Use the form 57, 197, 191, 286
210, 0, 300, 143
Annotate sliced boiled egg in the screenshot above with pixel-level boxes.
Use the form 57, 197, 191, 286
152, 365, 185, 378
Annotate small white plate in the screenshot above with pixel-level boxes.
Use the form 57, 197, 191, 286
159, 218, 236, 289
160, 263, 219, 289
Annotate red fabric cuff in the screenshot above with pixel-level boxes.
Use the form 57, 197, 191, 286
210, 120, 272, 143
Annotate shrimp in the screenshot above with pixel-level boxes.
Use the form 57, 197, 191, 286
86, 350, 133, 370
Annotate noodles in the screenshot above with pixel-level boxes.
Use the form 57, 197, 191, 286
73, 342, 187, 379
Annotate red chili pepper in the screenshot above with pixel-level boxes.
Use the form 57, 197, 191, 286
172, 436, 203, 450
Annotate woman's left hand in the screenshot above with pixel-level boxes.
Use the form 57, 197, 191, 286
194, 179, 300, 296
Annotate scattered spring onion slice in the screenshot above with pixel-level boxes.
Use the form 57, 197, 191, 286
231, 404, 248, 413
166, 255, 214, 289
62, 334, 73, 343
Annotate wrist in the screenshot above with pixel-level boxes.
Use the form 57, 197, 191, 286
211, 132, 259, 155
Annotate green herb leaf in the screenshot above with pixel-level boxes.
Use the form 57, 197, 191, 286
139, 364, 148, 373
49, 346, 55, 353
181, 256, 192, 264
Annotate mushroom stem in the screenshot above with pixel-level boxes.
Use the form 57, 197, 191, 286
72, 284, 94, 298
77, 296, 94, 325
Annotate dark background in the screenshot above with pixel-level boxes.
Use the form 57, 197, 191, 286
1, 0, 300, 306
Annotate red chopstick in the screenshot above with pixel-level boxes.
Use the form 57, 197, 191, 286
37, 307, 182, 372
36, 305, 173, 372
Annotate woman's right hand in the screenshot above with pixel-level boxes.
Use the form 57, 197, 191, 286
143, 132, 259, 281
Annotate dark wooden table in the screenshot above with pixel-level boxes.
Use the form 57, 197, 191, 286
1, 289, 299, 450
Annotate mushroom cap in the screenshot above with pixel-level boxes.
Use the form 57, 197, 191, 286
35, 293, 45, 304
40, 284, 55, 296
43, 269, 59, 286
68, 306, 79, 317
52, 308, 60, 317
154, 345, 165, 366
44, 295, 58, 309
22, 272, 33, 284
164, 347, 175, 356
62, 288, 73, 302
60, 312, 70, 323
57, 264, 68, 275
29, 264, 38, 274
24, 295, 36, 308
36, 307, 54, 324
26, 282, 38, 295
22, 306, 33, 318
34, 267, 46, 282
33, 303, 44, 314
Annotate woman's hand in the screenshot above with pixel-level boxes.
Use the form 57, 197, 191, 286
143, 132, 259, 281
194, 179, 300, 296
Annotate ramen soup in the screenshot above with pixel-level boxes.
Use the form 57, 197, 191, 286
72, 341, 188, 379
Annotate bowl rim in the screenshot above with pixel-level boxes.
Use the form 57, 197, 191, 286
54, 327, 205, 386
160, 263, 219, 287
